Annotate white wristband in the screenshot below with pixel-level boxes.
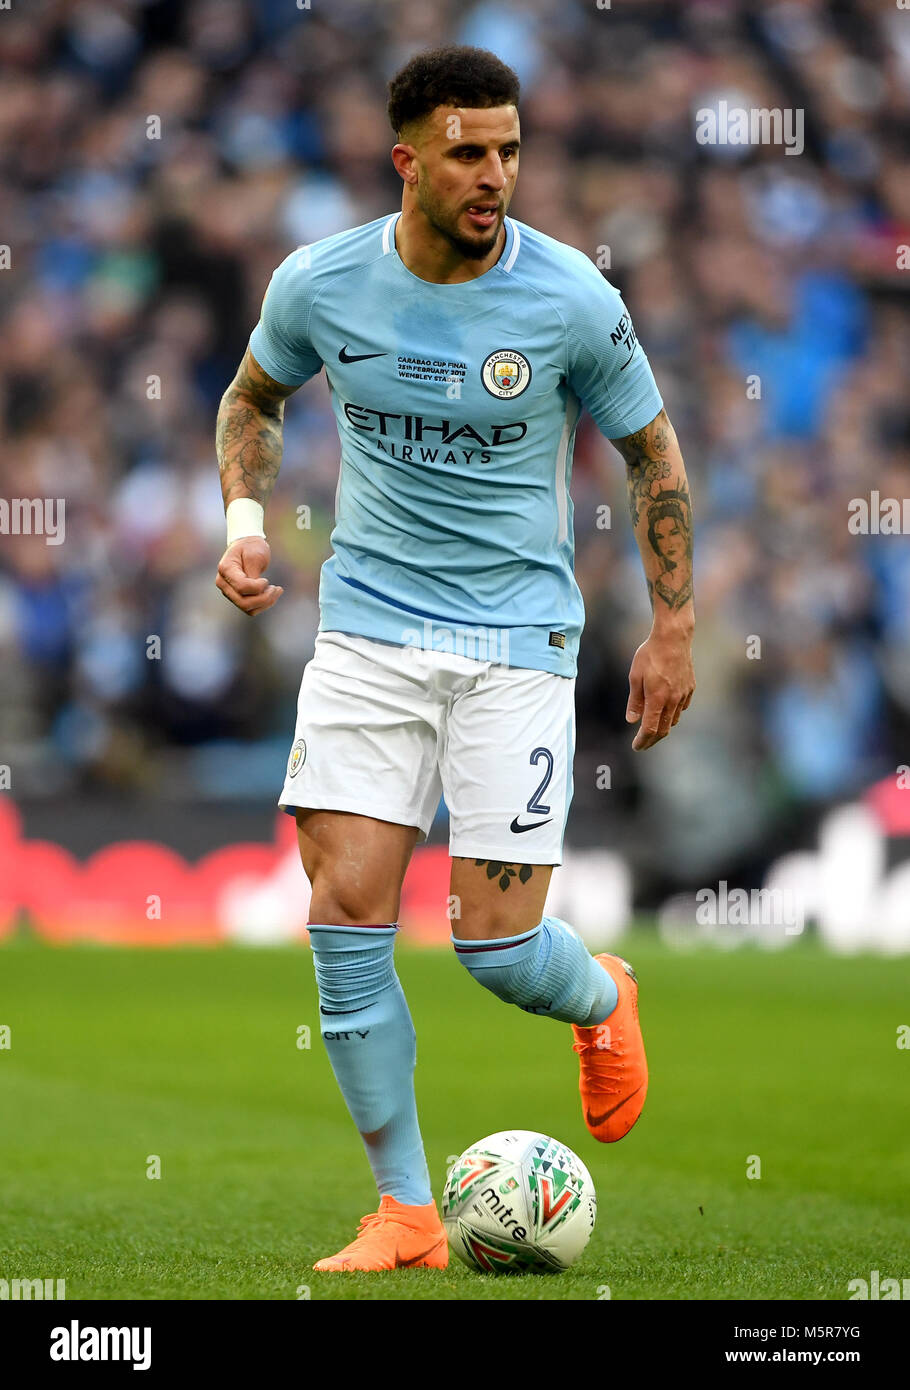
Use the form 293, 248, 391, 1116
226, 498, 266, 545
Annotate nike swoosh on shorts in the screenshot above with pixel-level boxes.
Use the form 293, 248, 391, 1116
509, 817, 553, 833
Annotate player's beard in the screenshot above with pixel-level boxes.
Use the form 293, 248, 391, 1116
417, 178, 503, 261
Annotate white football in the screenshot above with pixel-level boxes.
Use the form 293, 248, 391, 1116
442, 1130, 596, 1273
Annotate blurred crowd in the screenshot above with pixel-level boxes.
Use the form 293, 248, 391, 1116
1, 0, 909, 892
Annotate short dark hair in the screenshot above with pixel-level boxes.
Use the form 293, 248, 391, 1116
387, 45, 520, 137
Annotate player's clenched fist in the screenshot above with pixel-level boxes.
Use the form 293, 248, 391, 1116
215, 537, 284, 617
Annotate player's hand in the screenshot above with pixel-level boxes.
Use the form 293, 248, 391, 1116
625, 626, 695, 751
215, 537, 284, 617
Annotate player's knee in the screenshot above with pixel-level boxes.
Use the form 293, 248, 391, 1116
309, 874, 399, 927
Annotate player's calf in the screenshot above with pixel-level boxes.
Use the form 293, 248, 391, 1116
453, 921, 648, 1144
451, 916, 618, 1025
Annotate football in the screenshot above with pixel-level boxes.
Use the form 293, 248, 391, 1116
442, 1130, 596, 1273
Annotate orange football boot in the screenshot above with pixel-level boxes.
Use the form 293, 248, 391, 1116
572, 954, 648, 1142
313, 1194, 449, 1272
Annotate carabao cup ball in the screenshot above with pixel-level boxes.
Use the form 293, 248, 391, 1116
442, 1129, 596, 1273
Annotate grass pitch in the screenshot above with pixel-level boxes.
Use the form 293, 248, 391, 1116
1, 935, 907, 1300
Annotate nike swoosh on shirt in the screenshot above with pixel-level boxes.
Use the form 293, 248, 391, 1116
338, 346, 388, 363
585, 1082, 645, 1129
509, 816, 553, 834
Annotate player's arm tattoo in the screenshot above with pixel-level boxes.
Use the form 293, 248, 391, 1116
474, 860, 534, 893
216, 347, 297, 508
611, 408, 694, 617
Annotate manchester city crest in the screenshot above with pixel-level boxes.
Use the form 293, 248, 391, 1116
288, 738, 306, 777
481, 349, 532, 399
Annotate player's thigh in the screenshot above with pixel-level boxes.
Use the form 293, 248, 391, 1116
279, 632, 443, 922
444, 664, 575, 940
297, 809, 419, 924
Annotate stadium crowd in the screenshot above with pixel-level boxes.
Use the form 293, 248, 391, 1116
1, 0, 908, 892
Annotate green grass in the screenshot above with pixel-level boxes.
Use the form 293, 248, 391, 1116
1, 935, 907, 1300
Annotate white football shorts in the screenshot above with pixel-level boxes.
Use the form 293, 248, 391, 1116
279, 630, 576, 865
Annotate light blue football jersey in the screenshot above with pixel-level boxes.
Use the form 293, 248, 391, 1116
249, 213, 663, 676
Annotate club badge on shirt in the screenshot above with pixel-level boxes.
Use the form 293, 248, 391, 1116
481, 349, 533, 399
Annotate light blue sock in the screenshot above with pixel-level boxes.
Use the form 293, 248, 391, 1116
452, 916, 618, 1027
308, 924, 432, 1206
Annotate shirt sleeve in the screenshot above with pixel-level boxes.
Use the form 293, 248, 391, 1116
566, 270, 663, 439
248, 248, 324, 388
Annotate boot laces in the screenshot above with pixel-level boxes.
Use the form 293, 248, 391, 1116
356, 1211, 398, 1237
573, 1027, 628, 1093
354, 1208, 422, 1241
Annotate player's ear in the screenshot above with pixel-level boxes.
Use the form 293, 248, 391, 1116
391, 143, 419, 185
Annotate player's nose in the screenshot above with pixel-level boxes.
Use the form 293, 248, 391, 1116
476, 154, 507, 190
